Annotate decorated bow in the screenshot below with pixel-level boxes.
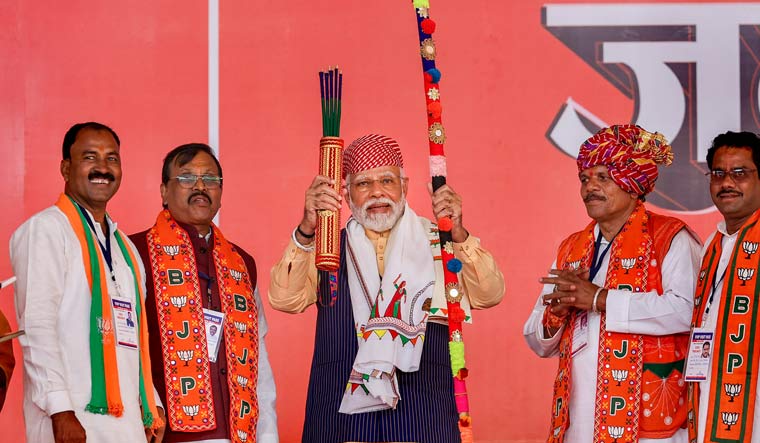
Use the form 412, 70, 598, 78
412, 1, 473, 441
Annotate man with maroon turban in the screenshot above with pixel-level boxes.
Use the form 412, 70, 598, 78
269, 134, 504, 443
523, 124, 701, 443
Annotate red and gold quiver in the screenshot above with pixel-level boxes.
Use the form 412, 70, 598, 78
316, 136, 343, 271
315, 67, 343, 271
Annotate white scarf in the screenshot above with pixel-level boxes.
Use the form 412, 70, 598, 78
338, 204, 435, 414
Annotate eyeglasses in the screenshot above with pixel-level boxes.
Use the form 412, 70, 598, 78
705, 168, 757, 183
347, 175, 405, 193
173, 174, 223, 189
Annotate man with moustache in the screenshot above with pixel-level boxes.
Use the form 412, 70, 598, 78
130, 143, 278, 443
686, 131, 760, 443
10, 122, 164, 442
523, 124, 701, 443
269, 134, 504, 443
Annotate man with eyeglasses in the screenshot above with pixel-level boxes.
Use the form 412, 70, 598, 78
130, 143, 278, 443
686, 131, 760, 443
269, 134, 504, 443
523, 124, 701, 443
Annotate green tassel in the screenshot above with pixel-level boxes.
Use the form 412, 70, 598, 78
413, 0, 430, 8
449, 341, 465, 376
85, 404, 109, 415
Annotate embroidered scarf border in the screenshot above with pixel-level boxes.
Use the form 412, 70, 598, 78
147, 210, 259, 443
548, 203, 686, 443
688, 209, 760, 443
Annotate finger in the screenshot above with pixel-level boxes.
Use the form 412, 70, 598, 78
432, 203, 451, 218
313, 193, 342, 210
431, 189, 454, 205
309, 183, 342, 200
311, 175, 335, 186
542, 292, 563, 303
539, 276, 566, 285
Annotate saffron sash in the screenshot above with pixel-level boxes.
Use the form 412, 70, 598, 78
55, 194, 162, 429
147, 210, 258, 443
687, 209, 760, 443
548, 203, 688, 443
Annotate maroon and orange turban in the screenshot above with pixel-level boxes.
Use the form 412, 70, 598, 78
577, 124, 673, 196
342, 134, 404, 178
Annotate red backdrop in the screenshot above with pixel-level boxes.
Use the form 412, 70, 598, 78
1, 1, 758, 441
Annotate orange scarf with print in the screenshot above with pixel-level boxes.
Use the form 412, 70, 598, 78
56, 194, 162, 430
548, 203, 688, 443
147, 210, 258, 443
688, 209, 760, 443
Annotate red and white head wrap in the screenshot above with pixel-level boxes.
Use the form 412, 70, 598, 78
342, 134, 404, 178
577, 124, 673, 196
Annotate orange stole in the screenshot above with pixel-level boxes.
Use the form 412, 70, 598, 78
547, 204, 689, 443
688, 209, 760, 443
147, 210, 259, 443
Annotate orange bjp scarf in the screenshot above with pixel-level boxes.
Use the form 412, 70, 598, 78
147, 209, 259, 443
688, 209, 760, 443
55, 194, 162, 430
547, 202, 688, 443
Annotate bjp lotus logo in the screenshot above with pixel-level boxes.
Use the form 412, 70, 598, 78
737, 268, 755, 286
229, 268, 243, 283
163, 245, 180, 259
743, 241, 759, 259
621, 257, 636, 274
721, 411, 739, 430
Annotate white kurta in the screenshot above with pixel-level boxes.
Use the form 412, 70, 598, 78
11, 205, 159, 442
524, 226, 702, 443
696, 222, 760, 443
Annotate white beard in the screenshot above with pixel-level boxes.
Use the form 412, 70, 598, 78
349, 194, 406, 232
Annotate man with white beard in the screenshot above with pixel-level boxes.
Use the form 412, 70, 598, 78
269, 134, 504, 443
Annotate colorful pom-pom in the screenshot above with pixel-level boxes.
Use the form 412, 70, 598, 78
459, 422, 474, 443
437, 217, 453, 232
427, 101, 442, 118
426, 68, 441, 84
447, 258, 463, 273
449, 341, 466, 376
448, 306, 466, 323
421, 19, 437, 34
429, 155, 447, 177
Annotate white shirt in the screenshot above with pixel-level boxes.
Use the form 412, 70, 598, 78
524, 227, 702, 443
696, 222, 760, 443
11, 205, 160, 442
251, 287, 278, 443
197, 231, 278, 443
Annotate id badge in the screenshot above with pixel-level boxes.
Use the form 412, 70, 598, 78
204, 309, 225, 363
571, 311, 589, 357
112, 299, 138, 350
685, 328, 714, 382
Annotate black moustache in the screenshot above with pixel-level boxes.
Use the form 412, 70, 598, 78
188, 192, 211, 204
718, 190, 742, 197
88, 171, 115, 182
584, 194, 606, 203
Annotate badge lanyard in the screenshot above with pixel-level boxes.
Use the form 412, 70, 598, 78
701, 260, 728, 326
74, 201, 114, 276
589, 230, 613, 282
198, 271, 215, 307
